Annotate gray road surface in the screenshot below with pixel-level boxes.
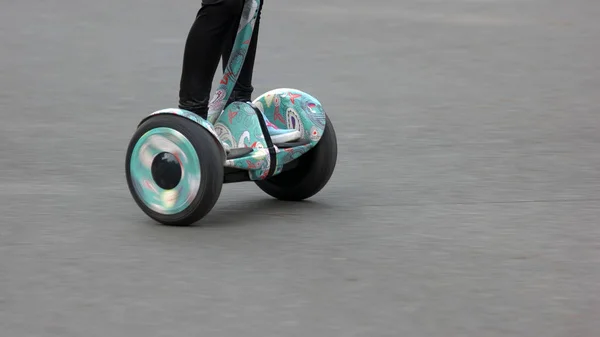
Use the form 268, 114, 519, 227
1, 0, 600, 336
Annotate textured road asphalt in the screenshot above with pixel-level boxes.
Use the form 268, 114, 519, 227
1, 0, 600, 336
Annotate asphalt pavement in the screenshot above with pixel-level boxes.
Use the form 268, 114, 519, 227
1, 0, 599, 336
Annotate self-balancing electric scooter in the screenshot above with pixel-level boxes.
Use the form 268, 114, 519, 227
125, 0, 337, 226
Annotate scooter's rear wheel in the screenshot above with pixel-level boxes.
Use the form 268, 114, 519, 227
255, 115, 337, 201
126, 115, 223, 226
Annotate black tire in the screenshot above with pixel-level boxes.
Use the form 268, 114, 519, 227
255, 115, 337, 201
125, 115, 224, 226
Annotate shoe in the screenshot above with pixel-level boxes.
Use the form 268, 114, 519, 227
179, 98, 209, 120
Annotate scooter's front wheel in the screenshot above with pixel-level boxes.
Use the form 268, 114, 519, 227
125, 115, 224, 226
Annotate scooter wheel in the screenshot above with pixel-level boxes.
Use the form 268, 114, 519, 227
255, 115, 337, 201
125, 115, 224, 226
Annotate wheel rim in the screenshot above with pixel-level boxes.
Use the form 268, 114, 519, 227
129, 127, 201, 215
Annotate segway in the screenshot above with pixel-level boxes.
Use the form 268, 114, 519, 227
125, 0, 337, 226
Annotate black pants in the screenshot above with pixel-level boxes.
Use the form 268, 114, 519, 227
178, 0, 264, 118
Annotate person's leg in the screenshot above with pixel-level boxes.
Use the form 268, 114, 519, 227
221, 0, 264, 104
221, 0, 302, 143
178, 0, 244, 119
219, 1, 301, 143
179, 1, 301, 143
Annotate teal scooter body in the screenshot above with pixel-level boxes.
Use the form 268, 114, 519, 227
125, 0, 337, 225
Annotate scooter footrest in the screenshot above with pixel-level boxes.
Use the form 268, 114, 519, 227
226, 147, 254, 159
275, 139, 311, 148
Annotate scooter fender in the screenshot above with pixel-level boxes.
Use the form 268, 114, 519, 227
138, 108, 227, 161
